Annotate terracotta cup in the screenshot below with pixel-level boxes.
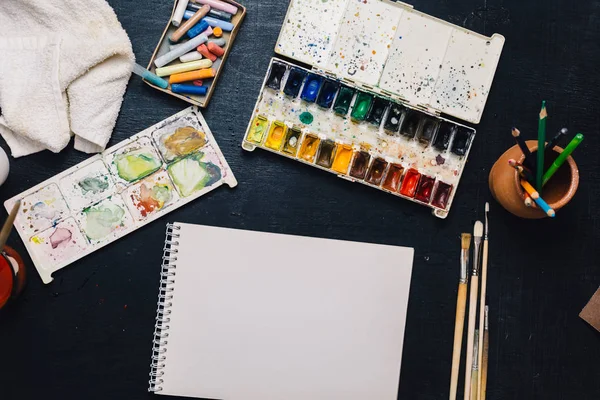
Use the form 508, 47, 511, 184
489, 140, 579, 219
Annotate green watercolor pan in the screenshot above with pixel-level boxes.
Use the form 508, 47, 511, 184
6, 107, 237, 284
243, 0, 506, 218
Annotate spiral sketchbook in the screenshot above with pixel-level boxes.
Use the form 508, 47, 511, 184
149, 223, 414, 400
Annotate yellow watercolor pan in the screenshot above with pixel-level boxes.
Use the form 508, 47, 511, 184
331, 144, 353, 174
298, 134, 320, 163
246, 114, 269, 144
264, 121, 287, 150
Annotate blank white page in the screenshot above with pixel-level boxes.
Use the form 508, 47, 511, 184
158, 223, 414, 400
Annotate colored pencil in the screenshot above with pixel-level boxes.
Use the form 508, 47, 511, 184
536, 101, 547, 192
477, 203, 490, 400
520, 179, 555, 217
471, 329, 480, 400
542, 133, 584, 186
464, 221, 483, 400
0, 200, 20, 250
449, 233, 471, 400
508, 161, 534, 207
545, 128, 568, 152
481, 307, 489, 400
511, 128, 535, 172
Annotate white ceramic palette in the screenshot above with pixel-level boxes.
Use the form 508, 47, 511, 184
6, 107, 237, 283
243, 0, 505, 218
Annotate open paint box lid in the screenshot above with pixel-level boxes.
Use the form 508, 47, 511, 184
274, 0, 505, 124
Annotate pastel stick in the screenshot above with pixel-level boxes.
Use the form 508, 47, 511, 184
154, 34, 208, 67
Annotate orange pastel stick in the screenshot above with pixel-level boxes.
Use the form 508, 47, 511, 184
169, 68, 215, 84
207, 42, 225, 57
197, 44, 217, 62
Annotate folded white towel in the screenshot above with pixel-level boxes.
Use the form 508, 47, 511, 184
0, 0, 134, 157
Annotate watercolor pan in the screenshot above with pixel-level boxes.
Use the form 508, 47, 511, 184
283, 67, 307, 98
7, 107, 237, 284
245, 0, 505, 218
243, 58, 476, 218
146, 0, 246, 107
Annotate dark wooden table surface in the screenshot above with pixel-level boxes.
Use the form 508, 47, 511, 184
1, 0, 599, 399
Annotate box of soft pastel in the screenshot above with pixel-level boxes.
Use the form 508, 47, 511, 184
145, 0, 246, 107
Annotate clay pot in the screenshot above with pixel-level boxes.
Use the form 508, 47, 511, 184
489, 140, 579, 219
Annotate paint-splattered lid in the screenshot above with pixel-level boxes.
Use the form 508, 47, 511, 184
275, 0, 505, 124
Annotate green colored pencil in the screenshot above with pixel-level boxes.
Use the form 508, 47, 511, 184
536, 101, 547, 192
542, 133, 584, 186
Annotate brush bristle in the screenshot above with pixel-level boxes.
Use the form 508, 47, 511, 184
461, 233, 472, 249
485, 202, 489, 212
474, 221, 483, 238
511, 127, 520, 137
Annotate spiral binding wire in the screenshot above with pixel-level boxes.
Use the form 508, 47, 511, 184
148, 223, 180, 393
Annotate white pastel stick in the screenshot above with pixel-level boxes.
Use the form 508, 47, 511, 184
179, 51, 203, 62
172, 0, 190, 27
193, 0, 238, 15
156, 59, 213, 77
154, 34, 208, 68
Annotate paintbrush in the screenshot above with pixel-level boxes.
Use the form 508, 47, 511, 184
464, 221, 483, 400
481, 306, 489, 400
536, 102, 547, 192
477, 203, 490, 400
0, 200, 20, 250
511, 128, 535, 172
471, 329, 480, 400
545, 128, 568, 152
449, 233, 471, 400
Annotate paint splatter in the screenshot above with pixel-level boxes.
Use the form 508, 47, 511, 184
114, 152, 162, 182
32, 201, 56, 220
299, 112, 314, 124
167, 152, 222, 197
163, 126, 207, 159
78, 177, 109, 194
82, 202, 127, 241
49, 228, 72, 249
133, 183, 172, 217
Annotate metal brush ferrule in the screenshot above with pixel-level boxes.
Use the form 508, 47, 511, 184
460, 249, 469, 283
472, 239, 482, 276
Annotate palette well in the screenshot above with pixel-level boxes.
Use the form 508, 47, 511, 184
243, 58, 476, 217
243, 0, 505, 218
6, 107, 237, 283
146, 0, 246, 107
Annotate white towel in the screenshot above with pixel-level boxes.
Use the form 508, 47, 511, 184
0, 0, 134, 157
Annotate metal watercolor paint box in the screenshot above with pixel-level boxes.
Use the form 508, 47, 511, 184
242, 0, 505, 218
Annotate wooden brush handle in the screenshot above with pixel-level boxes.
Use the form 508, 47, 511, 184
477, 240, 489, 399
464, 276, 479, 400
481, 330, 489, 400
471, 370, 479, 400
449, 282, 467, 400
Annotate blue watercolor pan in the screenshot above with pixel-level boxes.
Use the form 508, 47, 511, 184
300, 74, 323, 103
316, 79, 340, 109
283, 67, 307, 98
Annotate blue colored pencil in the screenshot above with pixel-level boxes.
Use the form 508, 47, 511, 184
520, 179, 555, 218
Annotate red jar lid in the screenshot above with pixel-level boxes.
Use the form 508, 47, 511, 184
0, 254, 14, 309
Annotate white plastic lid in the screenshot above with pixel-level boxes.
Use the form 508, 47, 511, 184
275, 0, 505, 124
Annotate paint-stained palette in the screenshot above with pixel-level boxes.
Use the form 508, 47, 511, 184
6, 107, 237, 283
245, 0, 505, 218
